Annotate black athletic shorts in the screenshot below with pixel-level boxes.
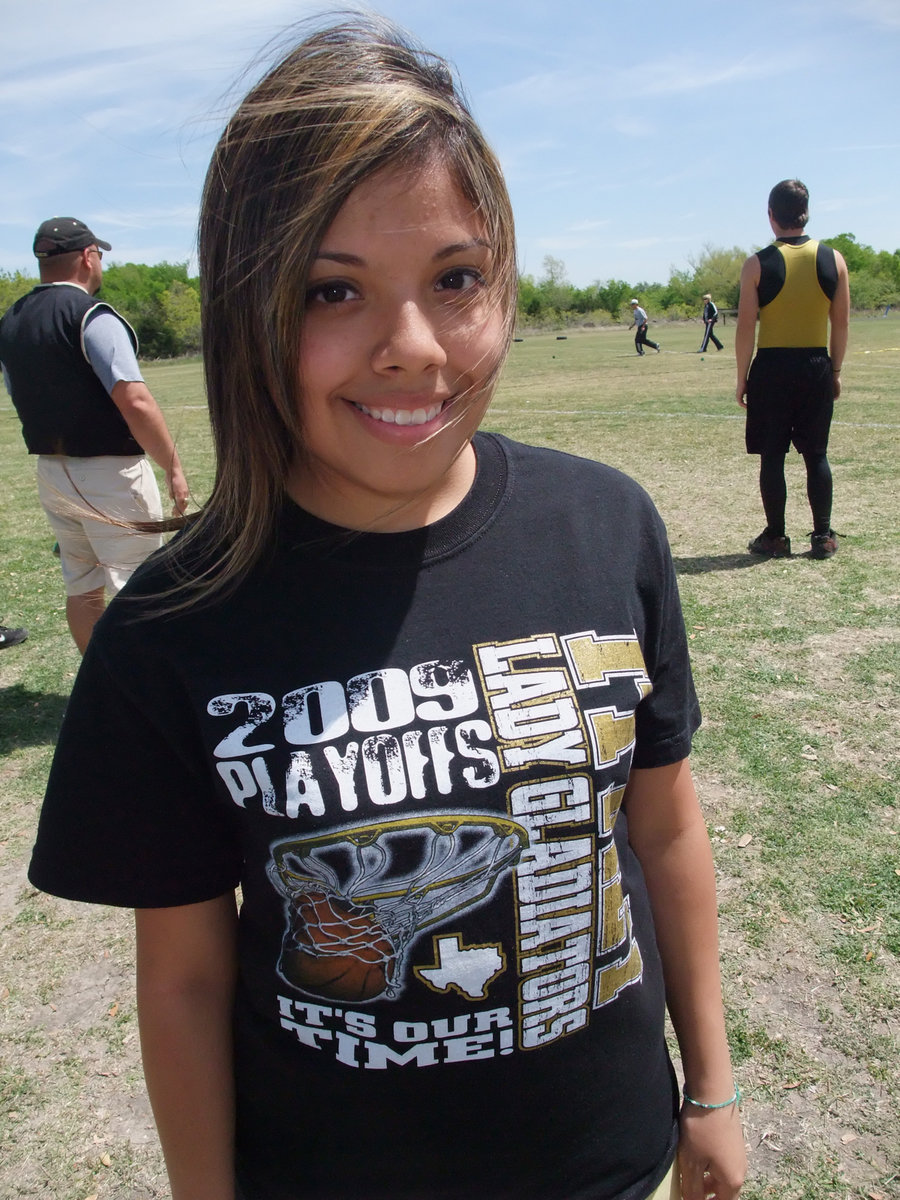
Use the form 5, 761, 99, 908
745, 347, 834, 455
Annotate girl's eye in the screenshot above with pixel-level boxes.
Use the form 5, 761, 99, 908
436, 268, 484, 294
306, 281, 359, 305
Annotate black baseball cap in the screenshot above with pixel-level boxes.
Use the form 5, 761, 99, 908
33, 217, 112, 258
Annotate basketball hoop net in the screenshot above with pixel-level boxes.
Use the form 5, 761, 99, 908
268, 814, 528, 1000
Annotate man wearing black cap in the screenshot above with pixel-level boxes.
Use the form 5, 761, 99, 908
0, 217, 189, 652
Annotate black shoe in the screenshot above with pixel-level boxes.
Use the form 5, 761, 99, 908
0, 625, 28, 649
810, 530, 838, 559
748, 531, 791, 558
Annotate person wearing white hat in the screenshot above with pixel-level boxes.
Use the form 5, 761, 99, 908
628, 299, 660, 355
698, 294, 724, 352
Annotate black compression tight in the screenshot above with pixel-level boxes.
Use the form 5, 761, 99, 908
803, 451, 833, 534
758, 451, 832, 536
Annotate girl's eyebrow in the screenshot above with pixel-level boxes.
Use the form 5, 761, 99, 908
313, 238, 492, 267
434, 238, 492, 260
313, 251, 364, 266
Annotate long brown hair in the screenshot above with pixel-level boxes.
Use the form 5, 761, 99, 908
163, 14, 516, 608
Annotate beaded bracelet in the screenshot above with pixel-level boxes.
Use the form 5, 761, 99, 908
682, 1084, 741, 1110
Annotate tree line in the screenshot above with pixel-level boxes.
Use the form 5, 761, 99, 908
0, 262, 200, 359
521, 234, 900, 327
1, 232, 897, 358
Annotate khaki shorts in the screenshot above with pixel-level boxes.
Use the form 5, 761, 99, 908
647, 1158, 681, 1200
235, 1161, 682, 1199
37, 455, 163, 595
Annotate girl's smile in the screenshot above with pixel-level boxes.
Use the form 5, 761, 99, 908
286, 159, 506, 531
351, 397, 446, 426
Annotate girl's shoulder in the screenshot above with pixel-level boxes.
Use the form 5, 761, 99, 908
484, 431, 660, 515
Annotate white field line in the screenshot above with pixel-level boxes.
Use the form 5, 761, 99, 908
489, 408, 900, 430
3, 402, 898, 431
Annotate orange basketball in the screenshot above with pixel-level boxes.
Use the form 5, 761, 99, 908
280, 891, 396, 1002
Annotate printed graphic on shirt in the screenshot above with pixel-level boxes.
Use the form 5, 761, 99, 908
206, 629, 651, 1067
276, 995, 517, 1068
267, 813, 528, 1002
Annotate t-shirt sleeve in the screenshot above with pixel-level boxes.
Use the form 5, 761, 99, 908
83, 310, 143, 393
28, 634, 243, 908
630, 504, 700, 769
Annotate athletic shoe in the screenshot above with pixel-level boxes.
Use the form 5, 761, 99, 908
0, 625, 28, 649
748, 531, 792, 558
810, 530, 838, 559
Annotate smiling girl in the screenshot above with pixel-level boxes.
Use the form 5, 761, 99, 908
29, 17, 745, 1200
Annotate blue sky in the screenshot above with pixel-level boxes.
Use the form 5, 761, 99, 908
2, 0, 898, 288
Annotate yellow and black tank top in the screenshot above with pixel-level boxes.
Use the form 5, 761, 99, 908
756, 236, 838, 349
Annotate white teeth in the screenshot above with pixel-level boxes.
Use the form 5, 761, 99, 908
355, 402, 442, 426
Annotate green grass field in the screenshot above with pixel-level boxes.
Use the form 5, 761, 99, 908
1, 316, 898, 1199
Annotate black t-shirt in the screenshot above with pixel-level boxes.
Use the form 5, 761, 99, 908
30, 433, 699, 1200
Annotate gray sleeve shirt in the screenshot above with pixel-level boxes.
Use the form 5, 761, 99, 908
83, 310, 144, 394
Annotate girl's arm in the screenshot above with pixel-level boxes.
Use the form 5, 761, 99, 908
135, 892, 240, 1200
624, 759, 746, 1200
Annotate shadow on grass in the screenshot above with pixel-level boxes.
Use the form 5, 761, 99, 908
0, 684, 68, 751
673, 553, 766, 575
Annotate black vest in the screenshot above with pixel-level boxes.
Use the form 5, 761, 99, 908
0, 284, 143, 456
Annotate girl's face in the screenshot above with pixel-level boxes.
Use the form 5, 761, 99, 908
287, 159, 506, 531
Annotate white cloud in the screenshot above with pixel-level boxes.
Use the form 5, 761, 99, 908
484, 69, 588, 108
615, 48, 810, 97
845, 0, 900, 29
830, 142, 900, 152
610, 116, 654, 139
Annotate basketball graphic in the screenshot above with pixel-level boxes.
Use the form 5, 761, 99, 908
280, 890, 397, 1001
269, 814, 528, 1002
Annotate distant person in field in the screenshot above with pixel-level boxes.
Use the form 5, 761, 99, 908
628, 298, 661, 355
735, 180, 849, 559
0, 217, 189, 652
698, 294, 724, 352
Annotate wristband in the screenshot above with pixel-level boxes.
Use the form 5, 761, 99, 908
682, 1084, 741, 1110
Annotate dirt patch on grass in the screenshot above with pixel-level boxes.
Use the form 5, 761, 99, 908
721, 920, 899, 1196
0, 866, 168, 1197
696, 765, 900, 1200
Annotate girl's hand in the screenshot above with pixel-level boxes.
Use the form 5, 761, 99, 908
678, 1103, 747, 1200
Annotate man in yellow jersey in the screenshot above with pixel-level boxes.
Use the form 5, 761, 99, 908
735, 179, 849, 559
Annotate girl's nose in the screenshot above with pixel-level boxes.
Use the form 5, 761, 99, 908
371, 301, 448, 374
